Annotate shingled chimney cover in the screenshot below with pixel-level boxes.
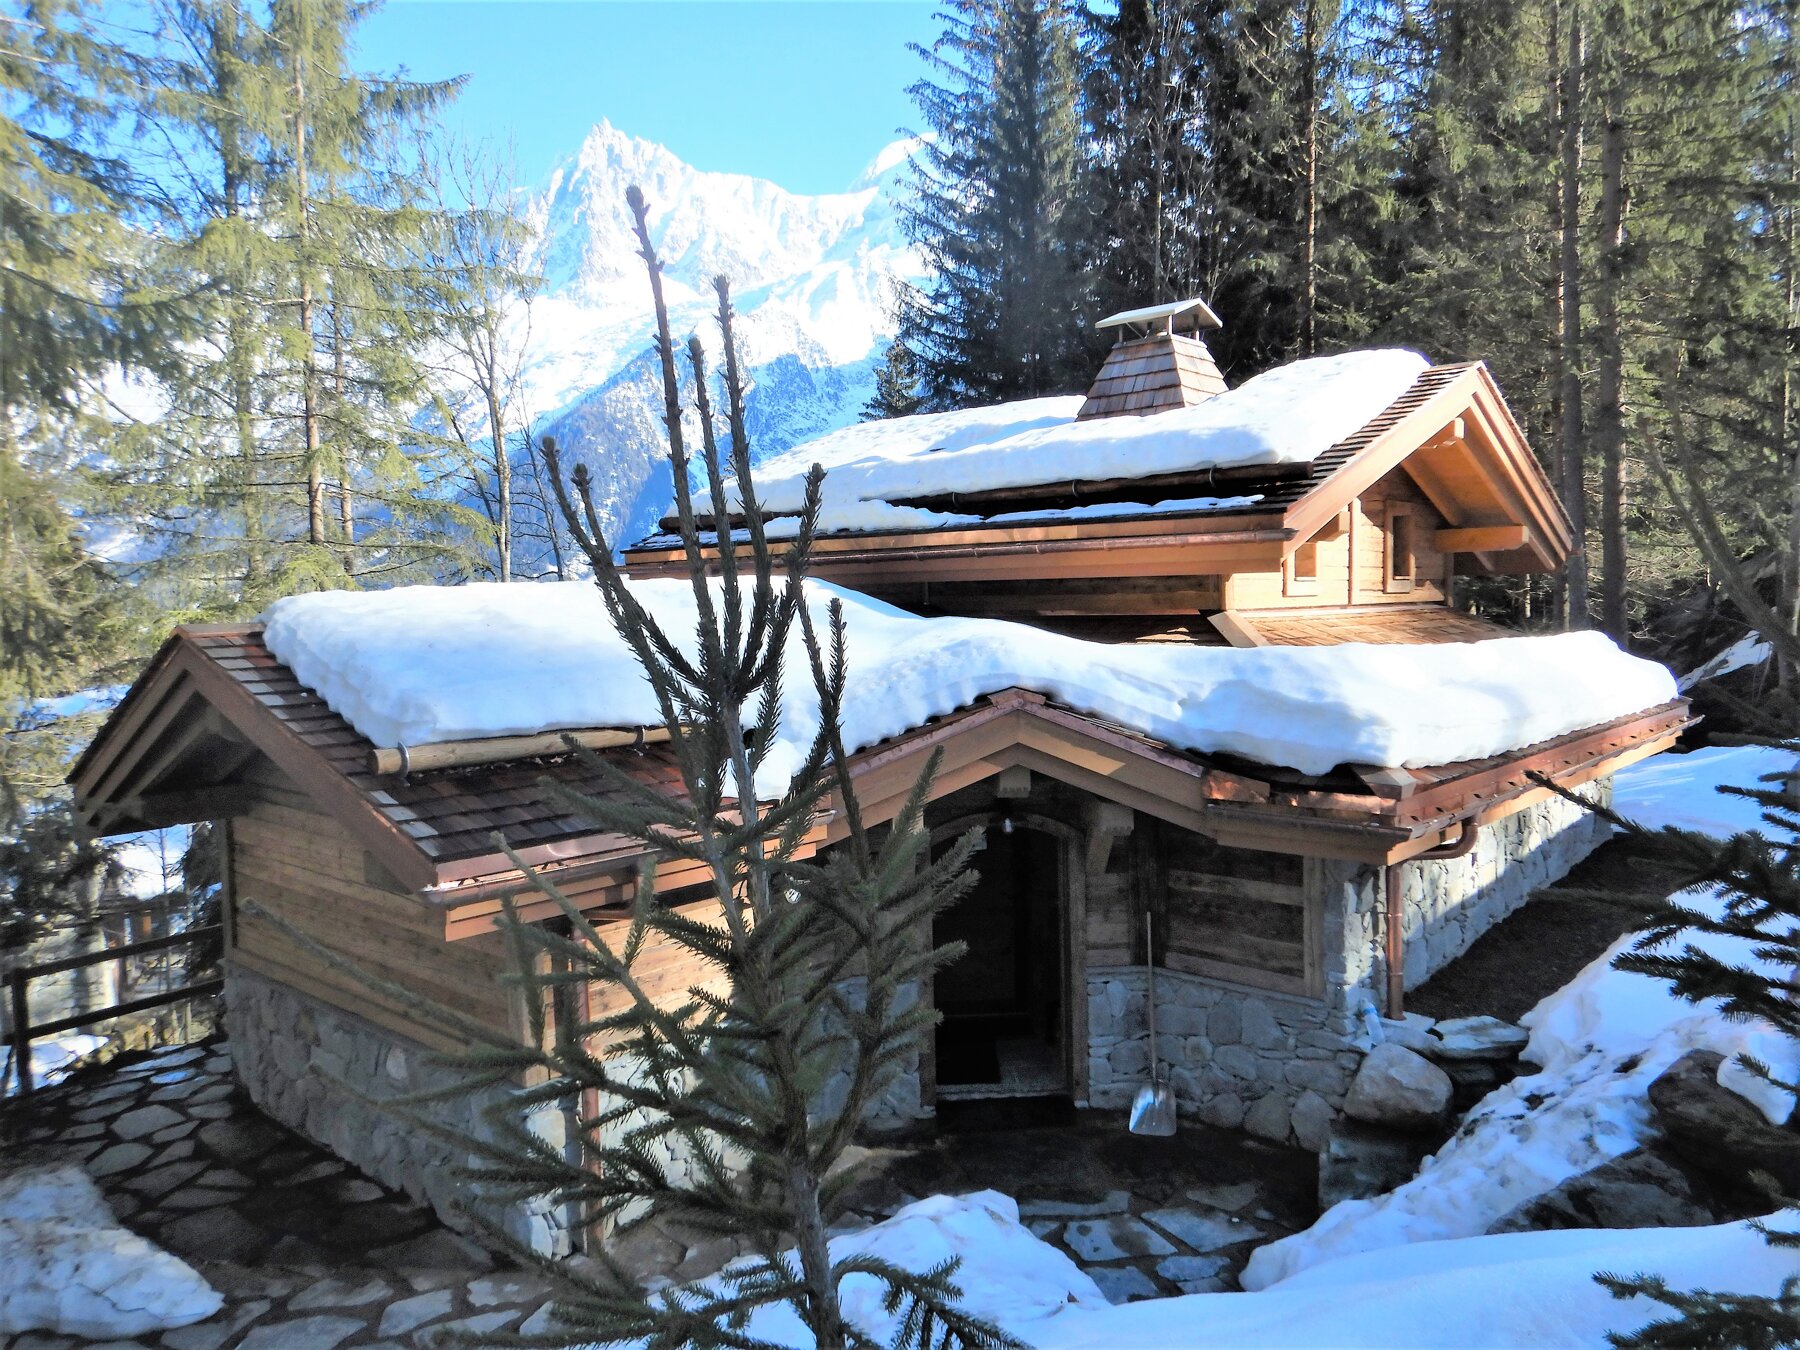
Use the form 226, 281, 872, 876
1078, 296, 1226, 421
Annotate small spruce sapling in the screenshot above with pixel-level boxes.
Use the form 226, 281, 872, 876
1535, 756, 1800, 1347
437, 187, 1017, 1350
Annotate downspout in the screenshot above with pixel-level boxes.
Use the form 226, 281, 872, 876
1384, 820, 1481, 1019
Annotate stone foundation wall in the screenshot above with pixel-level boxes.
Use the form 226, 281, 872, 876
1083, 968, 1361, 1152
225, 964, 575, 1257
1398, 782, 1612, 991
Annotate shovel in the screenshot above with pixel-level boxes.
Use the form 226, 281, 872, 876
1128, 911, 1177, 1136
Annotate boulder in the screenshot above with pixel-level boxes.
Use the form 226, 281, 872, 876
1377, 1012, 1440, 1056
1342, 1043, 1454, 1132
1318, 1119, 1435, 1210
1427, 1015, 1530, 1061
1649, 1050, 1800, 1198
1487, 1148, 1728, 1234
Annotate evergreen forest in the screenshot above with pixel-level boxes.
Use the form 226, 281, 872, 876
5, 0, 1799, 918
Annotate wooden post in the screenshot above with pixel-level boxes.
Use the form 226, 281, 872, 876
9, 969, 31, 1097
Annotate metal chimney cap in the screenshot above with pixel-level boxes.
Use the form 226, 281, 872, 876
1094, 297, 1223, 335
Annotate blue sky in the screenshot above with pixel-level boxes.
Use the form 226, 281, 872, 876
354, 2, 941, 195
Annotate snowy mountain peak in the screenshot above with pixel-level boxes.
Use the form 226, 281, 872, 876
511, 124, 926, 569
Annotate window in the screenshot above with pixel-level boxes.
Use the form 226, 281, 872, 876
1285, 538, 1320, 597
1386, 508, 1416, 592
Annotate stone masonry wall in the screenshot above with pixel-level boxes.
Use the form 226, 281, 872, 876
1082, 782, 1616, 1152
1084, 967, 1361, 1151
226, 963, 576, 1257
1398, 781, 1612, 991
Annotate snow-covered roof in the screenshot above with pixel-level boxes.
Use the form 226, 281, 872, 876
696, 348, 1430, 535
261, 576, 1677, 785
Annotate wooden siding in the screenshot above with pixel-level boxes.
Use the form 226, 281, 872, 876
1077, 334, 1228, 420
1225, 469, 1450, 613
229, 790, 519, 1052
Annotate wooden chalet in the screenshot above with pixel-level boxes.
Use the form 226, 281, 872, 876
70, 301, 1690, 1255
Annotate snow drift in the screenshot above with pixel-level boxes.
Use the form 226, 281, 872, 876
262, 578, 1677, 782
1241, 746, 1800, 1293
599, 1191, 1798, 1350
0, 1165, 221, 1338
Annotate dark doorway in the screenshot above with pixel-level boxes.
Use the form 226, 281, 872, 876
932, 821, 1066, 1100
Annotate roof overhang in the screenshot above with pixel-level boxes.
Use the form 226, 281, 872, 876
622, 362, 1573, 584
74, 626, 1689, 942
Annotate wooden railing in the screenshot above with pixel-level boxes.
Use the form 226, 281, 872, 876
4, 924, 223, 1098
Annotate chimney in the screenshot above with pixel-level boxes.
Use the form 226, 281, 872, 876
1077, 297, 1226, 420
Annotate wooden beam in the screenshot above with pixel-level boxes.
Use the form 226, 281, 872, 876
1434, 524, 1529, 554
1208, 611, 1270, 648
369, 725, 671, 777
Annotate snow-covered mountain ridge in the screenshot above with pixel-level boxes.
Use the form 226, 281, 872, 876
516, 121, 924, 560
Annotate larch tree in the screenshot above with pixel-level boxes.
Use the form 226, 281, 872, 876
105, 0, 475, 618
419, 140, 541, 583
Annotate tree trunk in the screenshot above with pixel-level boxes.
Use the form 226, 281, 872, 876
1300, 0, 1320, 356
1595, 55, 1629, 643
1557, 0, 1589, 630
295, 63, 324, 547
485, 329, 510, 582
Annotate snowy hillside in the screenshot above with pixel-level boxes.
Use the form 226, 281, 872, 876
514, 121, 924, 561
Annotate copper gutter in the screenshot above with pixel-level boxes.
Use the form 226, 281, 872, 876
1384, 819, 1480, 1018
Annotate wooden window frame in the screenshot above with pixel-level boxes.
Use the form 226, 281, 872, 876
1284, 538, 1321, 598
1385, 506, 1417, 593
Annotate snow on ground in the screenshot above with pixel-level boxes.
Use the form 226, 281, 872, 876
705, 349, 1429, 519
616, 1192, 1106, 1349
1028, 1213, 1799, 1350
0, 1165, 220, 1338
0, 1035, 106, 1101
1612, 742, 1800, 838
262, 578, 1676, 782
602, 1192, 1796, 1349
1677, 632, 1772, 691
1240, 877, 1800, 1291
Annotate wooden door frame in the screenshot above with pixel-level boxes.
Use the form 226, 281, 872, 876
926, 811, 1085, 1105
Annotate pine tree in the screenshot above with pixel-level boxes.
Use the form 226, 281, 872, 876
1566, 757, 1800, 1346
277, 190, 1017, 1348
862, 333, 923, 421
900, 0, 1092, 408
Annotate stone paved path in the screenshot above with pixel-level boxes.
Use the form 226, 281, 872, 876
2, 1043, 1318, 1345
831, 1104, 1317, 1303
2, 1039, 561, 1349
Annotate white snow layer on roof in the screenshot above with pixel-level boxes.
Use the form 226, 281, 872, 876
0, 1165, 221, 1337
703, 348, 1431, 519
749, 492, 1263, 540
262, 577, 1676, 782
1240, 880, 1800, 1294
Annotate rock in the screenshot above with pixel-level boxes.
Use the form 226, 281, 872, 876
1290, 1090, 1336, 1153
1649, 1050, 1800, 1197
1488, 1148, 1729, 1234
1242, 1091, 1292, 1143
111, 1104, 185, 1141
377, 1289, 453, 1338
1088, 1266, 1160, 1304
1142, 1206, 1268, 1254
1377, 1012, 1440, 1056
1061, 1216, 1175, 1262
1018, 1191, 1131, 1219
1342, 1044, 1453, 1131
1318, 1119, 1435, 1210
1427, 1015, 1530, 1061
